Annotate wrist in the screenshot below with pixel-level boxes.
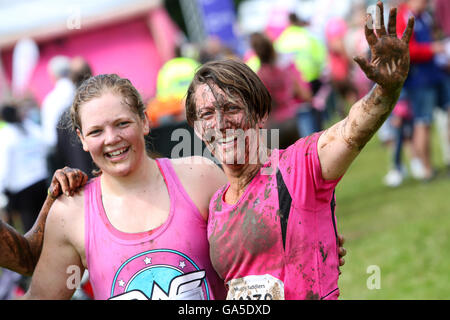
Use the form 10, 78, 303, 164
376, 83, 402, 101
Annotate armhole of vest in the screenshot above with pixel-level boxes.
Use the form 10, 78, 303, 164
330, 189, 338, 241
157, 158, 205, 222
84, 180, 93, 270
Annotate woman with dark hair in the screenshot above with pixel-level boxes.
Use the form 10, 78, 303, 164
184, 2, 414, 299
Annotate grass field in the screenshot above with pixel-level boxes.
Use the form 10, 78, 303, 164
335, 127, 450, 299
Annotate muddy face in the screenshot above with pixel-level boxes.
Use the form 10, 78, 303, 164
193, 83, 266, 167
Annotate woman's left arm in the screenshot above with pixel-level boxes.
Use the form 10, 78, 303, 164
318, 1, 415, 180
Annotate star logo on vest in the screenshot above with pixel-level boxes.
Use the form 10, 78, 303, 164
109, 249, 210, 300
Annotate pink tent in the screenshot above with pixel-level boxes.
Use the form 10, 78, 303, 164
0, 5, 179, 104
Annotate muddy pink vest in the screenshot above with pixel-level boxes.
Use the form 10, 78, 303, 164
84, 158, 226, 300
208, 132, 341, 300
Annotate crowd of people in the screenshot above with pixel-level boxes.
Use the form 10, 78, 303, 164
149, 0, 450, 187
0, 0, 447, 300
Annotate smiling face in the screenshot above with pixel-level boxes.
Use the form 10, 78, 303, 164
193, 83, 266, 168
77, 91, 149, 177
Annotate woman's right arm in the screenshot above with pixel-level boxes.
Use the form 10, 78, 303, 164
23, 196, 84, 300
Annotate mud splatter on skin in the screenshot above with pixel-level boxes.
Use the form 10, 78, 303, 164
193, 83, 269, 170
0, 221, 34, 274
342, 86, 400, 151
0, 195, 56, 276
214, 189, 224, 211
342, 2, 414, 152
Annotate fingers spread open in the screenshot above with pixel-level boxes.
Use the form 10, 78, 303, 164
388, 7, 397, 37
401, 16, 415, 44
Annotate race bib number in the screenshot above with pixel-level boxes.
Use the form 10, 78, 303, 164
226, 274, 285, 300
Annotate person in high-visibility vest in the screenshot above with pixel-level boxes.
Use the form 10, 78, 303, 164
147, 48, 200, 127
274, 13, 327, 90
272, 13, 328, 136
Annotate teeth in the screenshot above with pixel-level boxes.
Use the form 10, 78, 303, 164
107, 148, 127, 157
217, 136, 236, 144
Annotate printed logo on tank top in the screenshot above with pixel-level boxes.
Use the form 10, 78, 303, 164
108, 249, 210, 300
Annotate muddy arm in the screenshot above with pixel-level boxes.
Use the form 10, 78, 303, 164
0, 168, 87, 276
317, 1, 414, 180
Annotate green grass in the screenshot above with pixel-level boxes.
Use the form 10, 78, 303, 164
335, 128, 450, 299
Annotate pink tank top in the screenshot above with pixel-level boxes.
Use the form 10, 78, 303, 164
208, 132, 341, 300
84, 158, 226, 300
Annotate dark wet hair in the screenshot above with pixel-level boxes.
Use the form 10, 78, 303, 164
185, 59, 272, 127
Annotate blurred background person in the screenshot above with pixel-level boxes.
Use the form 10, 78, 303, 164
0, 103, 48, 299
324, 17, 357, 119
41, 55, 76, 175
249, 31, 312, 148
0, 103, 48, 232
275, 12, 327, 95
273, 12, 328, 136
383, 93, 415, 187
144, 44, 209, 161
434, 0, 450, 38
199, 36, 237, 64
432, 0, 450, 176
343, 0, 371, 100
397, 0, 450, 180
54, 56, 96, 178
146, 45, 200, 128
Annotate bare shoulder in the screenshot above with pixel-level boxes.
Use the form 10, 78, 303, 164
171, 156, 226, 185
46, 191, 84, 243
170, 156, 227, 219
